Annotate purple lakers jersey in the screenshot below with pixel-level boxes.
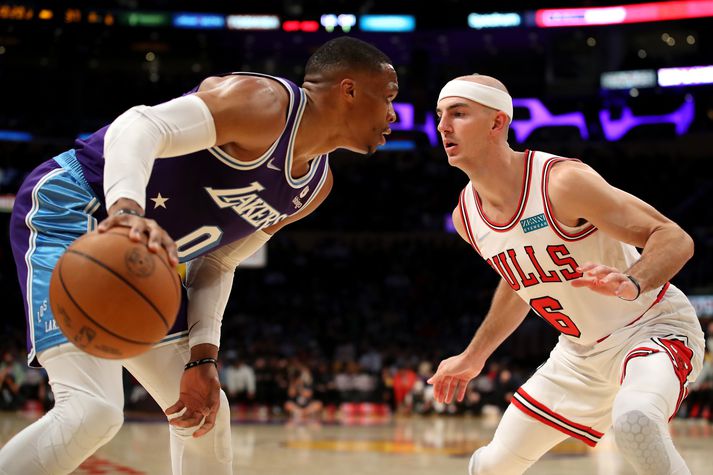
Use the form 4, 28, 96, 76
73, 73, 330, 262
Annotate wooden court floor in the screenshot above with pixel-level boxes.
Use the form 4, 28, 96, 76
1, 412, 712, 474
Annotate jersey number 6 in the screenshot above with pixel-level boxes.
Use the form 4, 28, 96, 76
529, 296, 581, 338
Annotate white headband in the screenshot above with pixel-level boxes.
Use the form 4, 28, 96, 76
438, 79, 513, 121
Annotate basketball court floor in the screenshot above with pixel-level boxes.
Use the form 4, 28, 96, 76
1, 412, 711, 474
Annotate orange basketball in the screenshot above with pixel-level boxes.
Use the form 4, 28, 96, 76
49, 226, 181, 359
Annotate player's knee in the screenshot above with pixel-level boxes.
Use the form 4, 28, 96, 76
468, 442, 531, 475
613, 388, 670, 424
76, 395, 124, 440
613, 410, 671, 475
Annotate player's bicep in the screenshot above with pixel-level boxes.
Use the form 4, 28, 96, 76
551, 164, 675, 248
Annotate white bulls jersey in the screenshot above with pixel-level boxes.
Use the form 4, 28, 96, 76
459, 149, 672, 346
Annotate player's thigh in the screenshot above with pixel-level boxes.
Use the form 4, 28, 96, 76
123, 338, 190, 410
39, 343, 124, 407
493, 403, 569, 458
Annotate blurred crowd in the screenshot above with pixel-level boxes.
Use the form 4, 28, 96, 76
3, 317, 713, 425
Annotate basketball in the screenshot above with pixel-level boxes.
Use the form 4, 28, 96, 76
49, 226, 181, 359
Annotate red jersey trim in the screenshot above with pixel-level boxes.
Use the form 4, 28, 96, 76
542, 157, 598, 242
513, 388, 604, 447
472, 149, 533, 232
459, 188, 481, 256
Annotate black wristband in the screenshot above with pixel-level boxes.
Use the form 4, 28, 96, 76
621, 274, 641, 301
113, 208, 143, 218
184, 357, 218, 371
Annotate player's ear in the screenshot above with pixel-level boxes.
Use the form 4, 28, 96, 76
339, 78, 357, 102
491, 111, 509, 132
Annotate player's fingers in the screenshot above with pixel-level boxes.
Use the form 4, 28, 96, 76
96, 217, 116, 232
193, 409, 218, 438
586, 265, 615, 279
570, 276, 597, 288
600, 272, 625, 286
431, 379, 441, 402
456, 380, 468, 403
165, 400, 185, 416
163, 236, 179, 266
169, 411, 204, 428
126, 219, 149, 242
576, 262, 598, 272
444, 378, 458, 404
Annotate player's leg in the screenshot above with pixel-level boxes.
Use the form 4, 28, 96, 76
613, 343, 694, 475
0, 345, 124, 475
1, 151, 122, 474
468, 403, 568, 475
123, 338, 232, 475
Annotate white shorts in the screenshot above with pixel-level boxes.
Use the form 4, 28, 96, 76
512, 286, 705, 446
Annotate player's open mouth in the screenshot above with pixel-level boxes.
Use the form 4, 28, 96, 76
445, 141, 458, 150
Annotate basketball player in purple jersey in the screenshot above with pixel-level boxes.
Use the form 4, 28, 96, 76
428, 75, 703, 474
1, 37, 397, 474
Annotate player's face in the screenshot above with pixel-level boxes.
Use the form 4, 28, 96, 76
436, 97, 496, 165
347, 64, 399, 155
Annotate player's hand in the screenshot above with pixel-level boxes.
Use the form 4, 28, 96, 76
165, 362, 221, 438
427, 352, 484, 404
570, 262, 639, 300
98, 199, 179, 266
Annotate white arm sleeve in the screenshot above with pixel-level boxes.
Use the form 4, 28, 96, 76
186, 230, 272, 348
103, 94, 216, 211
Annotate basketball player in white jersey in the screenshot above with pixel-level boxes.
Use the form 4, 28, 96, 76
1, 37, 397, 474
428, 74, 704, 475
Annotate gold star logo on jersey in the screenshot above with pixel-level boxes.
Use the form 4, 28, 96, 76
150, 193, 169, 209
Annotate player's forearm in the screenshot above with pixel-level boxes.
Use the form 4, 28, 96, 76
185, 256, 234, 349
190, 343, 219, 360
463, 280, 530, 364
626, 224, 694, 294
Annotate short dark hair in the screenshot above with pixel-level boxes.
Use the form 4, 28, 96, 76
305, 37, 392, 77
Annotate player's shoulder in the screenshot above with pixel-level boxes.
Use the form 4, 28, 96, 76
547, 157, 609, 202
199, 74, 290, 113
548, 157, 596, 185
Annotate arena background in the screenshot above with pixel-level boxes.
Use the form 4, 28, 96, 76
0, 1, 712, 473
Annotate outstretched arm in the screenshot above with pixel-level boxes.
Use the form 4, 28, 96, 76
428, 205, 531, 404
428, 279, 530, 404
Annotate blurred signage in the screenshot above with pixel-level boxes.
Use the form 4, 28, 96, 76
0, 130, 32, 142
536, 1, 713, 27
512, 99, 589, 141
226, 15, 280, 30
320, 14, 356, 32
601, 70, 657, 90
599, 95, 694, 140
391, 97, 694, 144
359, 15, 415, 32
0, 4, 33, 20
173, 13, 225, 29
282, 20, 319, 32
468, 12, 521, 29
658, 65, 713, 87
119, 12, 170, 27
